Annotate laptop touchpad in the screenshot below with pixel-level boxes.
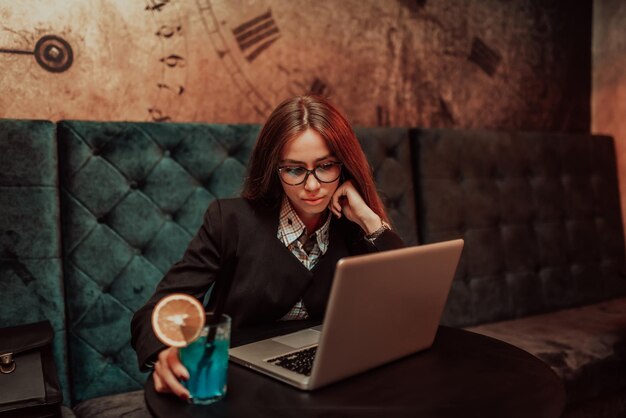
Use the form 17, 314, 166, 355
272, 329, 320, 348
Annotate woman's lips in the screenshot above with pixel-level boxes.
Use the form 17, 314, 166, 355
302, 197, 325, 205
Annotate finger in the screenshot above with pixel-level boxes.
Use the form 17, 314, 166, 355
156, 356, 190, 400
334, 199, 342, 214
333, 190, 343, 213
330, 201, 341, 218
163, 369, 190, 401
343, 183, 359, 202
167, 348, 189, 381
330, 190, 339, 212
153, 371, 169, 394
342, 207, 354, 222
341, 183, 366, 212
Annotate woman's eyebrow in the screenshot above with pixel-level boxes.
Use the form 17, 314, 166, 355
279, 155, 336, 165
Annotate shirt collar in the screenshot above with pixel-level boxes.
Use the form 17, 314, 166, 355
278, 198, 331, 253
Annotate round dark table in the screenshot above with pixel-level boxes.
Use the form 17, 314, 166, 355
145, 323, 565, 418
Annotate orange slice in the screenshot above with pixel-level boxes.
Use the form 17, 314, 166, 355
151, 293, 206, 347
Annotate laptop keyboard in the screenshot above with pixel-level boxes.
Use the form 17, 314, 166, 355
266, 346, 318, 376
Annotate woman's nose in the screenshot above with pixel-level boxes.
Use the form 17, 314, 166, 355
304, 172, 321, 191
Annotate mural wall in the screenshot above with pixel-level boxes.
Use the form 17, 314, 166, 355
593, 0, 626, 239
0, 0, 591, 131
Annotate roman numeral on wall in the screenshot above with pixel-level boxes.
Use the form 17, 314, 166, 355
309, 78, 328, 96
468, 37, 501, 77
232, 10, 281, 62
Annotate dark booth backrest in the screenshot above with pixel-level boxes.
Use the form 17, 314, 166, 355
0, 120, 70, 402
57, 121, 260, 402
413, 128, 626, 327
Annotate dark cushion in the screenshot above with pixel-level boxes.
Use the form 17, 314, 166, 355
355, 127, 418, 245
467, 297, 626, 411
0, 119, 70, 402
57, 121, 260, 402
413, 129, 626, 327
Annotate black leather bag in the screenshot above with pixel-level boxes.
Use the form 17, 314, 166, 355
0, 321, 62, 418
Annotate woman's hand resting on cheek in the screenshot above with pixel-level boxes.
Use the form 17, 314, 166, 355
329, 180, 384, 235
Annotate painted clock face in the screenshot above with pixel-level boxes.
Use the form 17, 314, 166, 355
0, 0, 555, 130
184, 0, 555, 128
190, 0, 426, 125
0, 0, 191, 122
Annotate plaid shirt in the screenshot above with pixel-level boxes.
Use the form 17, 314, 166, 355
277, 198, 331, 320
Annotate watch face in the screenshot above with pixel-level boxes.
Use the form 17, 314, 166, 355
0, 0, 579, 130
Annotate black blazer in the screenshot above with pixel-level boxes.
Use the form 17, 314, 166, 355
131, 198, 404, 369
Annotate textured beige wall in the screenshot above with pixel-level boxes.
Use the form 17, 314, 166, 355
593, 0, 626, 242
0, 0, 590, 131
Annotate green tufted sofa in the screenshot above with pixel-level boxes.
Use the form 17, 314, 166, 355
1, 119, 625, 418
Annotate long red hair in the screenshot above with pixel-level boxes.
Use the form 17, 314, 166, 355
242, 95, 390, 224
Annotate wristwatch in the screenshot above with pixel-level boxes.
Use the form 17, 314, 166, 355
366, 220, 391, 243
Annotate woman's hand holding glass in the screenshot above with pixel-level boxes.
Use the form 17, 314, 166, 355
153, 346, 190, 401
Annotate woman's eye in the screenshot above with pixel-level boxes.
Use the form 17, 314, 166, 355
317, 163, 336, 171
285, 167, 306, 176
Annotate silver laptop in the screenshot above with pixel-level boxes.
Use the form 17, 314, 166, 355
229, 239, 464, 390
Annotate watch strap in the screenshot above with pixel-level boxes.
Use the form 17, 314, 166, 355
366, 220, 391, 243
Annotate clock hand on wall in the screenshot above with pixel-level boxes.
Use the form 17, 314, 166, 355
0, 34, 73, 73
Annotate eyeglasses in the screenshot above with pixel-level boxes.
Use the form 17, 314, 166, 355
277, 162, 343, 186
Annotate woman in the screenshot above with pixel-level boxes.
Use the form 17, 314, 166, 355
131, 95, 404, 399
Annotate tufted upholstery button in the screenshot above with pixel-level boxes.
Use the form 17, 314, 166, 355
96, 216, 105, 224
163, 213, 172, 221
129, 180, 138, 189
163, 150, 171, 158
134, 247, 142, 256
227, 145, 240, 157
92, 148, 100, 156
462, 273, 471, 285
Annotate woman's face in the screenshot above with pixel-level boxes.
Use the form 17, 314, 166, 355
278, 129, 341, 223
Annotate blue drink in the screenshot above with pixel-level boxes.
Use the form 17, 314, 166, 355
180, 314, 230, 404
